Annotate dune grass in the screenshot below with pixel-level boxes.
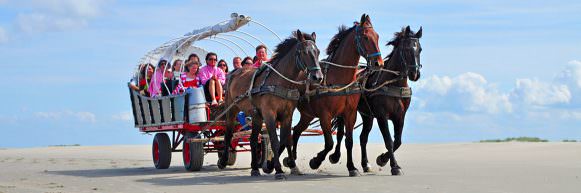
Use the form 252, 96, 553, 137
562, 139, 578, 142
479, 137, 548, 143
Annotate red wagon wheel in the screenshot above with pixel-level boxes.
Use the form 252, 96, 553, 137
152, 133, 171, 169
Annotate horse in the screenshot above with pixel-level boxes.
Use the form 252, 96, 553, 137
330, 26, 423, 175
218, 30, 323, 180
286, 14, 384, 177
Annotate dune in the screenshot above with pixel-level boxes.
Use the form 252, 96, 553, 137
0, 143, 580, 193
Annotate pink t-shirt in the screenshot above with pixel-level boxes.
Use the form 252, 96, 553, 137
197, 65, 226, 85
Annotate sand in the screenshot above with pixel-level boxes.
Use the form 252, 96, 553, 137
0, 142, 580, 193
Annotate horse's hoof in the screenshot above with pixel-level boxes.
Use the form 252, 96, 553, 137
262, 161, 274, 174
282, 157, 292, 168
290, 167, 304, 175
309, 158, 321, 170
274, 173, 287, 180
328, 153, 340, 164
217, 159, 227, 169
376, 154, 388, 167
250, 169, 261, 176
363, 166, 373, 173
348, 169, 360, 177
391, 168, 404, 176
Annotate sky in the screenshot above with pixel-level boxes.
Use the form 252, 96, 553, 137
0, 0, 580, 147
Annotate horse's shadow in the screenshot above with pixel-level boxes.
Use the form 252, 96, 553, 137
48, 165, 344, 185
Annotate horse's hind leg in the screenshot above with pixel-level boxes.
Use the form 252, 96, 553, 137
377, 116, 403, 176
359, 113, 374, 172
309, 115, 333, 170
328, 117, 344, 164
343, 111, 359, 177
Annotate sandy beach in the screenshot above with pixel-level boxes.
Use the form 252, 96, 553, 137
0, 142, 580, 193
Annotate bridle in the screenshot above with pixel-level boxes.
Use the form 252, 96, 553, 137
295, 39, 321, 72
397, 37, 422, 78
354, 24, 381, 64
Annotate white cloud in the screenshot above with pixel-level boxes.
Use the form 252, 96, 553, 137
556, 60, 581, 89
510, 78, 571, 106
13, 0, 110, 33
35, 110, 96, 123
416, 72, 512, 114
0, 27, 7, 43
112, 111, 132, 121
16, 13, 88, 33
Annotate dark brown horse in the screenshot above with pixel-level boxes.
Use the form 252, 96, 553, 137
330, 26, 423, 175
287, 14, 384, 177
218, 30, 323, 180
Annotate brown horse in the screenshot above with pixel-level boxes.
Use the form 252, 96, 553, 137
218, 30, 323, 180
330, 26, 423, 175
287, 14, 384, 177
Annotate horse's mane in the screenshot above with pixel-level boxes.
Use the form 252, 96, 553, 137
385, 27, 416, 58
326, 25, 356, 56
270, 31, 315, 64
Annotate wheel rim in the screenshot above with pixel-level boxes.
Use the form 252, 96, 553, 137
153, 141, 160, 164
183, 142, 191, 166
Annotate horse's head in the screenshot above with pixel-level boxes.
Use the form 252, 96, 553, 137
295, 29, 323, 83
354, 14, 384, 67
388, 26, 423, 81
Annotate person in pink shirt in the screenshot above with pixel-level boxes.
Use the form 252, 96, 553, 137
197, 52, 225, 105
253, 44, 269, 68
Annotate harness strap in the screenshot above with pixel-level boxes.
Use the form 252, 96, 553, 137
369, 86, 412, 98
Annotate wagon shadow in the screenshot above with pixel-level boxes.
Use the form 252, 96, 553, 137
47, 165, 251, 178
136, 172, 345, 186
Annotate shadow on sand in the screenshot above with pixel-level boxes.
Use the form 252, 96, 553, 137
48, 165, 345, 185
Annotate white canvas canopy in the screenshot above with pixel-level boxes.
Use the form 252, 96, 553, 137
138, 13, 252, 66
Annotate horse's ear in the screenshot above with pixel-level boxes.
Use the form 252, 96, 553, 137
366, 15, 371, 25
405, 26, 411, 35
360, 14, 367, 25
311, 32, 316, 41
296, 29, 305, 41
415, 26, 423, 38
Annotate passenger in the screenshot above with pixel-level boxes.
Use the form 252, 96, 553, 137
130, 63, 154, 96
242, 57, 253, 68
232, 56, 242, 69
172, 59, 183, 73
218, 59, 229, 73
148, 59, 168, 97
182, 61, 201, 88
186, 53, 200, 65
253, 44, 269, 68
197, 52, 226, 105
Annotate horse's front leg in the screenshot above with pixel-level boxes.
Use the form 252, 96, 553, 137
263, 112, 285, 180
289, 113, 314, 169
343, 111, 359, 177
249, 112, 263, 176
328, 117, 344, 164
359, 113, 374, 173
376, 116, 403, 176
393, 114, 406, 152
308, 114, 333, 170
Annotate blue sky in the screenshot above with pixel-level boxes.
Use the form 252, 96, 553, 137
0, 0, 580, 147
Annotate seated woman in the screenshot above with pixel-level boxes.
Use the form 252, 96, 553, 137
242, 56, 253, 68
129, 63, 154, 96
181, 61, 201, 88
148, 59, 168, 97
197, 52, 225, 105
217, 59, 229, 73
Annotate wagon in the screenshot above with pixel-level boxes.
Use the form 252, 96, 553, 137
127, 13, 325, 172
